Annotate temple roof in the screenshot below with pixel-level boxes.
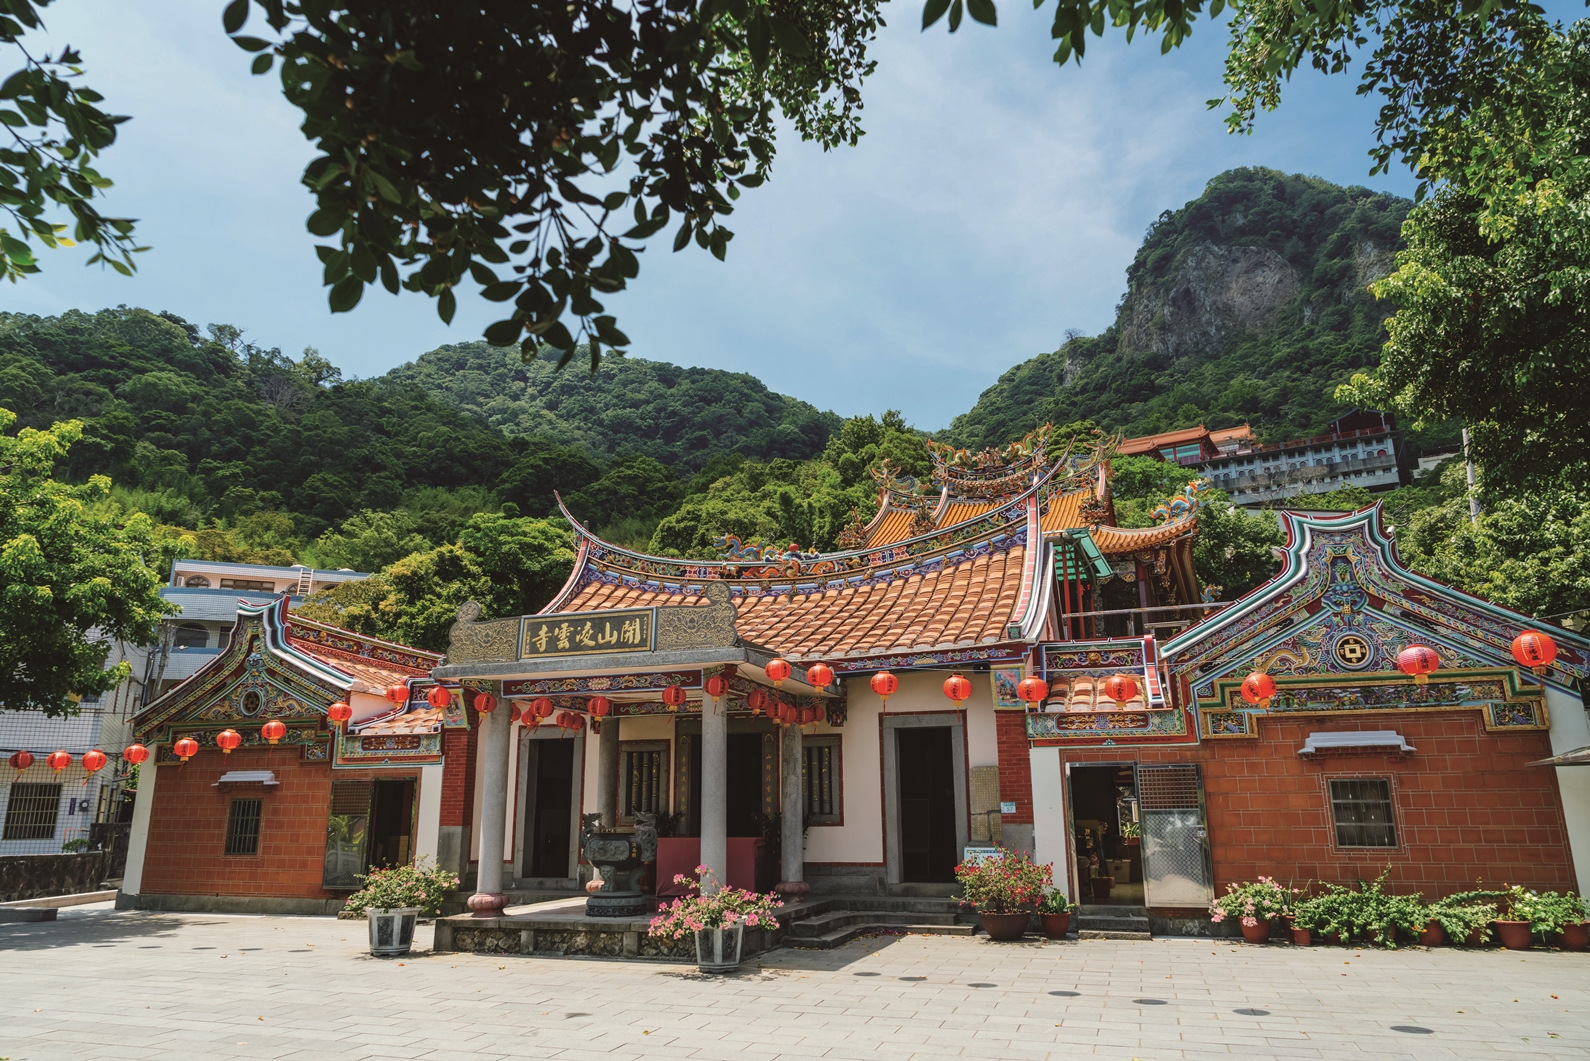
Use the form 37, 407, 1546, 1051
547, 493, 1049, 664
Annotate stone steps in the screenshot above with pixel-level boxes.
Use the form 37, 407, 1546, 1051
1076, 903, 1151, 940
788, 910, 962, 938
782, 895, 976, 949
787, 920, 976, 949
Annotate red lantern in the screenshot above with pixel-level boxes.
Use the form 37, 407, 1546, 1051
8, 750, 33, 771
662, 685, 688, 712
46, 750, 71, 772
943, 673, 973, 707
746, 688, 768, 715
531, 696, 554, 720
704, 674, 730, 699
813, 703, 827, 723
384, 683, 409, 704
81, 749, 108, 774
508, 702, 523, 724
1102, 673, 1139, 707
216, 729, 242, 755
122, 744, 149, 766
805, 662, 835, 689
261, 720, 287, 745
1512, 630, 1558, 674
1397, 645, 1440, 685
427, 685, 453, 709
1017, 676, 1049, 709
1240, 672, 1277, 708
327, 700, 353, 726
471, 691, 496, 714
588, 695, 613, 718
798, 705, 815, 727
870, 670, 898, 708
765, 658, 792, 688
173, 737, 199, 762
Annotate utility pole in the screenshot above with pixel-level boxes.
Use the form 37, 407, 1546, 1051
1461, 426, 1481, 524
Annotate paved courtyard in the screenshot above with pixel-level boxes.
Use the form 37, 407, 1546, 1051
0, 904, 1585, 1061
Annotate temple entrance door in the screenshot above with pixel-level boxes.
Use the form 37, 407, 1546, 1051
896, 727, 957, 882
1065, 763, 1144, 905
1137, 763, 1214, 907
726, 733, 764, 837
367, 779, 416, 870
526, 740, 576, 879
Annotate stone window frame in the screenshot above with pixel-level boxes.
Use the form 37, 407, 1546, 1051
802, 735, 843, 827
1324, 774, 1401, 851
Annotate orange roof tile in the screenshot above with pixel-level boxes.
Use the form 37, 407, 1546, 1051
939, 500, 1001, 527
559, 539, 1032, 660
1119, 425, 1209, 455
355, 705, 445, 735
864, 506, 920, 549
1090, 521, 1198, 552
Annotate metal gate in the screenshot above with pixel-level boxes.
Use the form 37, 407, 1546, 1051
1137, 763, 1213, 906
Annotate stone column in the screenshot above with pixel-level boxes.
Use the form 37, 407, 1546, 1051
598, 714, 620, 827
467, 703, 511, 917
776, 719, 808, 900
699, 687, 727, 894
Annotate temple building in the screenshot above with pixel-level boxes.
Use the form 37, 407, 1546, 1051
115, 428, 1590, 942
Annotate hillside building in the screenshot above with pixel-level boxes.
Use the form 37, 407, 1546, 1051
1121, 411, 1404, 508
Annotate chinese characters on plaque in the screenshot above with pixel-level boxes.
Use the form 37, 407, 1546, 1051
519, 608, 653, 659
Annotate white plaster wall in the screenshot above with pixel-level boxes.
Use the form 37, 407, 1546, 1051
120, 760, 159, 896
1546, 685, 1590, 891
347, 690, 390, 725
414, 762, 443, 865
1029, 745, 1068, 899
805, 670, 989, 866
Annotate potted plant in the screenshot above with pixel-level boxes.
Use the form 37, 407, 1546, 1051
1210, 877, 1290, 944
1120, 821, 1141, 847
954, 848, 1051, 941
1493, 885, 1537, 951
1507, 886, 1587, 949
1427, 890, 1503, 948
1038, 888, 1073, 940
343, 856, 460, 957
647, 865, 784, 973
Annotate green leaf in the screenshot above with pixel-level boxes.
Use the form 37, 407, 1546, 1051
770, 16, 813, 56
968, 0, 998, 25
231, 36, 271, 53
923, 0, 953, 28
306, 209, 344, 237
223, 0, 250, 34
329, 276, 364, 312
251, 53, 273, 75
484, 317, 524, 345
438, 287, 457, 324
673, 219, 693, 252
747, 11, 771, 70
949, 0, 965, 31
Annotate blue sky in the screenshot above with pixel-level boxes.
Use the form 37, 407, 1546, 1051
12, 0, 1418, 429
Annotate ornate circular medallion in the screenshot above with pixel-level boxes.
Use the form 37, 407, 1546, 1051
1331, 633, 1374, 670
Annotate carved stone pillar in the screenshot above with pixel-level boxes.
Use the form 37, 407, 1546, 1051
700, 685, 727, 894
598, 714, 619, 827
776, 720, 808, 901
467, 702, 511, 917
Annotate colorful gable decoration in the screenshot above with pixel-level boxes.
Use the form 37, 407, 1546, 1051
1161, 506, 1590, 739
134, 599, 444, 767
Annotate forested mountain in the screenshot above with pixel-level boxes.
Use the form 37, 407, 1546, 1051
385, 342, 838, 474
945, 169, 1428, 450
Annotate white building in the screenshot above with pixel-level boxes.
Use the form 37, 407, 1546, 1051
0, 559, 368, 860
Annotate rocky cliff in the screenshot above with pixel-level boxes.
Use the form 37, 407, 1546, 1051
945, 168, 1410, 449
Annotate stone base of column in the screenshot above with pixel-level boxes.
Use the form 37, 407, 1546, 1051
466, 892, 509, 918
775, 880, 810, 901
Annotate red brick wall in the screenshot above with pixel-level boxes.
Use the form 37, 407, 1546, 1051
995, 711, 1033, 824
440, 719, 478, 829
1055, 710, 1575, 900
142, 749, 418, 900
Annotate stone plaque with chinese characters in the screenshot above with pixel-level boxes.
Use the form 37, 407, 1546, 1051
520, 609, 654, 659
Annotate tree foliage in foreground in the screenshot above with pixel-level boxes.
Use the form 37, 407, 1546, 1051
0, 406, 169, 716
0, 0, 141, 282
227, 0, 883, 366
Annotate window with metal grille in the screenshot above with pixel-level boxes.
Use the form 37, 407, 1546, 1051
172, 623, 208, 649
1329, 778, 1397, 848
803, 737, 842, 824
225, 798, 263, 855
3, 783, 62, 840
621, 745, 666, 820
220, 578, 275, 591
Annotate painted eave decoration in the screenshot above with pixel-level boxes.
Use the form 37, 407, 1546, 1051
133, 599, 444, 767
1025, 636, 1197, 746
1158, 505, 1590, 739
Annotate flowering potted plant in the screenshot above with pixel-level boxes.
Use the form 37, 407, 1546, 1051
1119, 821, 1141, 847
1210, 877, 1290, 944
647, 865, 784, 973
1037, 888, 1073, 940
954, 848, 1051, 941
343, 856, 460, 957
1505, 886, 1588, 950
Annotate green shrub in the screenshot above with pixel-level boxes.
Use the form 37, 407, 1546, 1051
342, 857, 459, 919
1505, 886, 1588, 939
